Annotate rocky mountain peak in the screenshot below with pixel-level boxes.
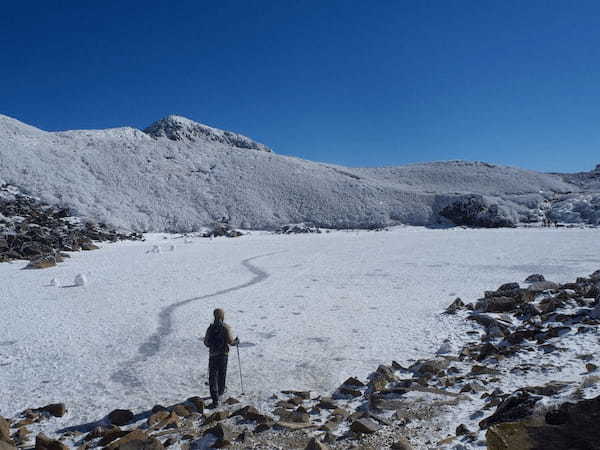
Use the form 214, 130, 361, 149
143, 115, 272, 152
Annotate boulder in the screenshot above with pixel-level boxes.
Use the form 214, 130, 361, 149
0, 441, 16, 450
206, 410, 229, 423
316, 398, 337, 410
480, 390, 542, 429
34, 433, 68, 450
476, 296, 519, 313
119, 438, 163, 450
147, 410, 170, 427
342, 377, 365, 387
487, 395, 600, 450
350, 418, 380, 434
172, 405, 192, 417
107, 409, 134, 426
527, 281, 559, 292
205, 423, 235, 447
98, 428, 128, 446
498, 282, 520, 291
444, 297, 465, 314
0, 417, 11, 444
390, 438, 413, 449
186, 396, 204, 413
281, 390, 311, 399
39, 403, 66, 417
26, 255, 56, 269
525, 274, 545, 283
305, 437, 329, 450
230, 405, 265, 421
105, 430, 160, 450
409, 359, 449, 376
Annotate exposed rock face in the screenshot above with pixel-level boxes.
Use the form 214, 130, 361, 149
275, 223, 322, 234
486, 395, 600, 450
438, 195, 516, 228
480, 391, 542, 429
0, 184, 141, 265
144, 115, 272, 152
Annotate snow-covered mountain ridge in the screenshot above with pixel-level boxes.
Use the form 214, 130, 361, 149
0, 113, 598, 231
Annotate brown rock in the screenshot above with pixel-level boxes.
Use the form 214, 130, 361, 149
151, 405, 168, 414
80, 242, 100, 251
206, 410, 228, 423
254, 423, 271, 433
98, 428, 128, 446
305, 437, 329, 450
350, 418, 380, 434
281, 390, 311, 399
317, 398, 337, 410
26, 256, 57, 269
105, 430, 147, 450
0, 441, 16, 450
390, 437, 413, 449
147, 410, 170, 427
35, 433, 68, 450
342, 377, 365, 387
172, 405, 192, 417
339, 386, 362, 397
39, 403, 66, 418
152, 412, 179, 430
205, 423, 235, 447
186, 397, 204, 413
108, 409, 134, 426
0, 417, 11, 444
15, 427, 30, 444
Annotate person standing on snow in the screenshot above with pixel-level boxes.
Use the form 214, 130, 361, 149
203, 308, 239, 407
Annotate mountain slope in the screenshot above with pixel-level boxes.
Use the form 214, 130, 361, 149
0, 114, 591, 231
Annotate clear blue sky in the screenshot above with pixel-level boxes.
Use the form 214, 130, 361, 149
2, 1, 599, 172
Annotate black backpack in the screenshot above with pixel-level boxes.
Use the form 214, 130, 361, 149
207, 321, 227, 353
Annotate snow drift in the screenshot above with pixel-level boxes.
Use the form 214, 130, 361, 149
0, 113, 596, 231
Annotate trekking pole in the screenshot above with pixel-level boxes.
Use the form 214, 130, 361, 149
236, 343, 245, 395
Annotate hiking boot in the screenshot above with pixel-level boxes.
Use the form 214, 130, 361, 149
208, 401, 220, 409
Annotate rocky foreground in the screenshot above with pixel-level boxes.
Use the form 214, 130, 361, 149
2, 271, 600, 449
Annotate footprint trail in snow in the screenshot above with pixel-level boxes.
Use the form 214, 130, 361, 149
110, 252, 282, 388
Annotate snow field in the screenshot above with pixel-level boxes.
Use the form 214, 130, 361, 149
1, 227, 600, 436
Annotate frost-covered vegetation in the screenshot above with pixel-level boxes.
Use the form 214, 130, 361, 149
0, 114, 598, 232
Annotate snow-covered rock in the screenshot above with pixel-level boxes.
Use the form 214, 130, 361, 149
74, 273, 87, 286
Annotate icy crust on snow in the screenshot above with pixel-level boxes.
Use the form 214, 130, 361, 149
0, 113, 597, 232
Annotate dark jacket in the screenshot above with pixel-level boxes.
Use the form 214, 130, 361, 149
204, 321, 236, 357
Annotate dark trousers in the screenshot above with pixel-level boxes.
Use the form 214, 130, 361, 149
208, 354, 228, 403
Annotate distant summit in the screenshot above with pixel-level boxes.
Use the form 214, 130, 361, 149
143, 115, 272, 152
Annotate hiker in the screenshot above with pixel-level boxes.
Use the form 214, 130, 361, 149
203, 308, 239, 407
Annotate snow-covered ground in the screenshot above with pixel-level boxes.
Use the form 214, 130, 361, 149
2, 227, 600, 438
